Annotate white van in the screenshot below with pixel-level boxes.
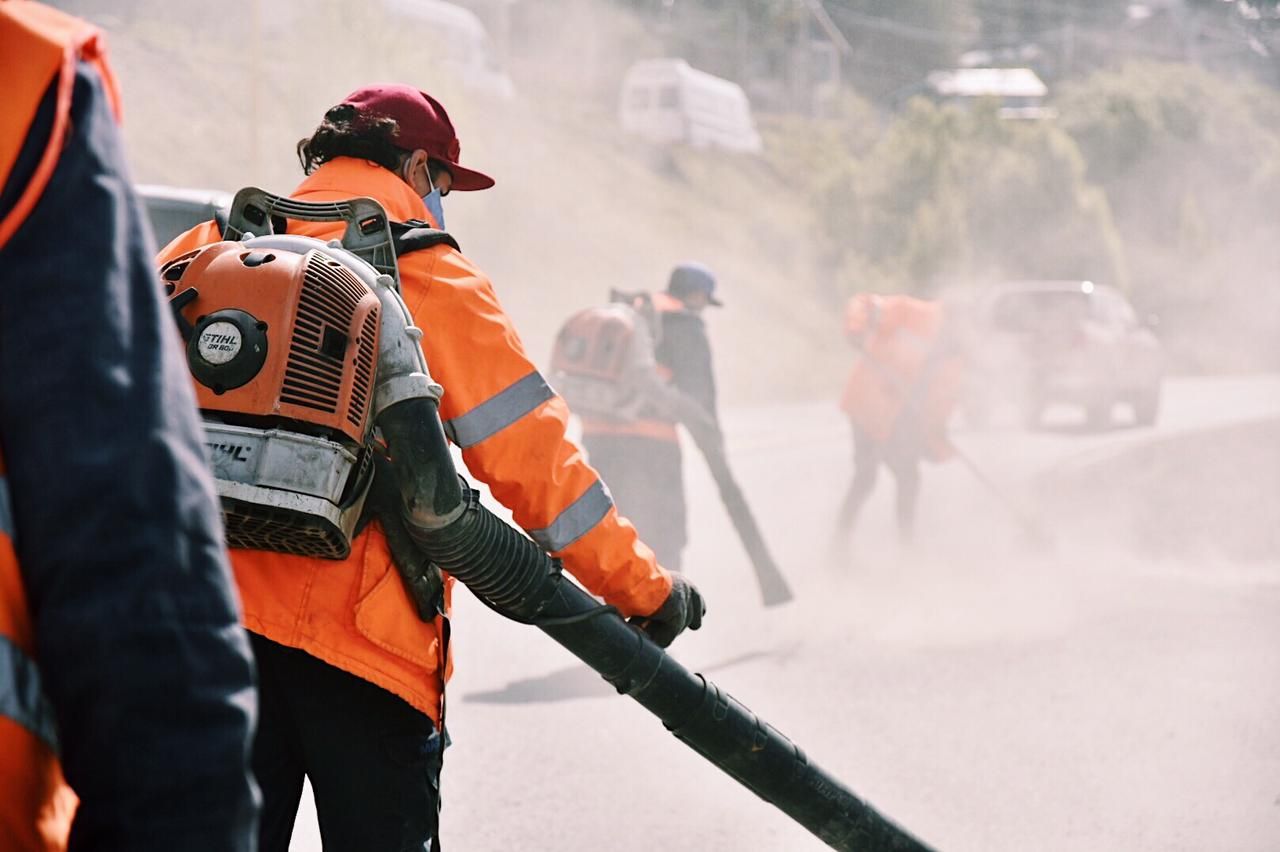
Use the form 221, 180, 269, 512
618, 59, 763, 153
380, 0, 516, 99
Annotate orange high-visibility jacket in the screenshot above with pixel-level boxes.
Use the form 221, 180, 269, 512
840, 294, 963, 462
579, 290, 687, 442
0, 3, 120, 848
159, 158, 673, 722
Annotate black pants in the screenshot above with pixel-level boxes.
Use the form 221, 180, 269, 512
250, 634, 443, 852
583, 432, 687, 571
835, 423, 922, 542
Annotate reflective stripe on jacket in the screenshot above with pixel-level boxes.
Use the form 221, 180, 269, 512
158, 157, 673, 721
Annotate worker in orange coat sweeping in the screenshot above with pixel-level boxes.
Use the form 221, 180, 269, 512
832, 293, 965, 552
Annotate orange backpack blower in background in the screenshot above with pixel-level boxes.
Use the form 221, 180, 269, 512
549, 290, 663, 421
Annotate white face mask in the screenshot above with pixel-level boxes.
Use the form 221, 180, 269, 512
404, 159, 446, 230
421, 178, 446, 231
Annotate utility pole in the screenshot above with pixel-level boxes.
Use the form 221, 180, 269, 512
1063, 16, 1075, 78
791, 0, 806, 115
248, 0, 261, 181
659, 0, 675, 58
735, 4, 749, 91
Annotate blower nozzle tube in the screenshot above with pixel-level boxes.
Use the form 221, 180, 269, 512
373, 397, 933, 852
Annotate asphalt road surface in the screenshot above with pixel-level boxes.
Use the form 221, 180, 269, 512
291, 375, 1280, 851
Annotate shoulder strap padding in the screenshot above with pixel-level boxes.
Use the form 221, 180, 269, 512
391, 219, 460, 255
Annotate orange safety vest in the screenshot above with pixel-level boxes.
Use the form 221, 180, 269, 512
158, 158, 672, 721
580, 291, 685, 443
0, 0, 121, 252
840, 294, 963, 462
0, 3, 121, 847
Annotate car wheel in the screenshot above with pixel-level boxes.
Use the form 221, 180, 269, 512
1133, 386, 1161, 427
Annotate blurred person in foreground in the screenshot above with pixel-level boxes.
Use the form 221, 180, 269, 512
830, 292, 964, 557
0, 1, 259, 849
579, 262, 723, 572
158, 83, 706, 851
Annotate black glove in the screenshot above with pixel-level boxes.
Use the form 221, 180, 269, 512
630, 574, 706, 648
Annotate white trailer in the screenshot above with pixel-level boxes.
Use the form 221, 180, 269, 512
619, 58, 763, 153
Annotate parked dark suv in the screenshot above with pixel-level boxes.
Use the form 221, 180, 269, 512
137, 184, 230, 249
960, 280, 1165, 429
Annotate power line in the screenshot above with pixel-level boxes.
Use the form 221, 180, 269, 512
825, 6, 967, 45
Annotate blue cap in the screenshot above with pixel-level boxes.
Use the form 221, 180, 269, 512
667, 262, 722, 307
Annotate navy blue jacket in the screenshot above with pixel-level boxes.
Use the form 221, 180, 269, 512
0, 63, 259, 851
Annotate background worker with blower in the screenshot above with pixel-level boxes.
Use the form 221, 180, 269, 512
832, 292, 965, 554
158, 82, 706, 852
577, 262, 723, 572
0, 1, 258, 849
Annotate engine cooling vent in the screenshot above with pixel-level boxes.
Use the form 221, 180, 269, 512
280, 254, 372, 414
221, 498, 351, 559
348, 310, 378, 429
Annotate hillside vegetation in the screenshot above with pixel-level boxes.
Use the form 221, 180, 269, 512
72, 0, 1280, 401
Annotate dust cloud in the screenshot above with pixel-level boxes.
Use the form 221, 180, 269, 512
60, 0, 1280, 849
68, 0, 839, 402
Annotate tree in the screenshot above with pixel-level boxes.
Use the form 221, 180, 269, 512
1055, 60, 1280, 368
818, 99, 1124, 298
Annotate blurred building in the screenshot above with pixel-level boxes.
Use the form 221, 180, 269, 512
923, 67, 1054, 120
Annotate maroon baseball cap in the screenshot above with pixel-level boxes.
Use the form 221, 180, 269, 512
341, 83, 495, 191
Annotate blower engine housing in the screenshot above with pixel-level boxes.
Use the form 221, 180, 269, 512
161, 220, 393, 558
161, 189, 440, 560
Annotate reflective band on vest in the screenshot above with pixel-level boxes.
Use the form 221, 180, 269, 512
580, 416, 680, 442
443, 371, 555, 448
0, 476, 13, 540
0, 634, 58, 752
528, 478, 614, 552
0, 474, 56, 751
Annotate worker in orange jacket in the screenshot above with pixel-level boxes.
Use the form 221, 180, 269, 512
0, 2, 258, 850
832, 293, 964, 551
158, 83, 706, 851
